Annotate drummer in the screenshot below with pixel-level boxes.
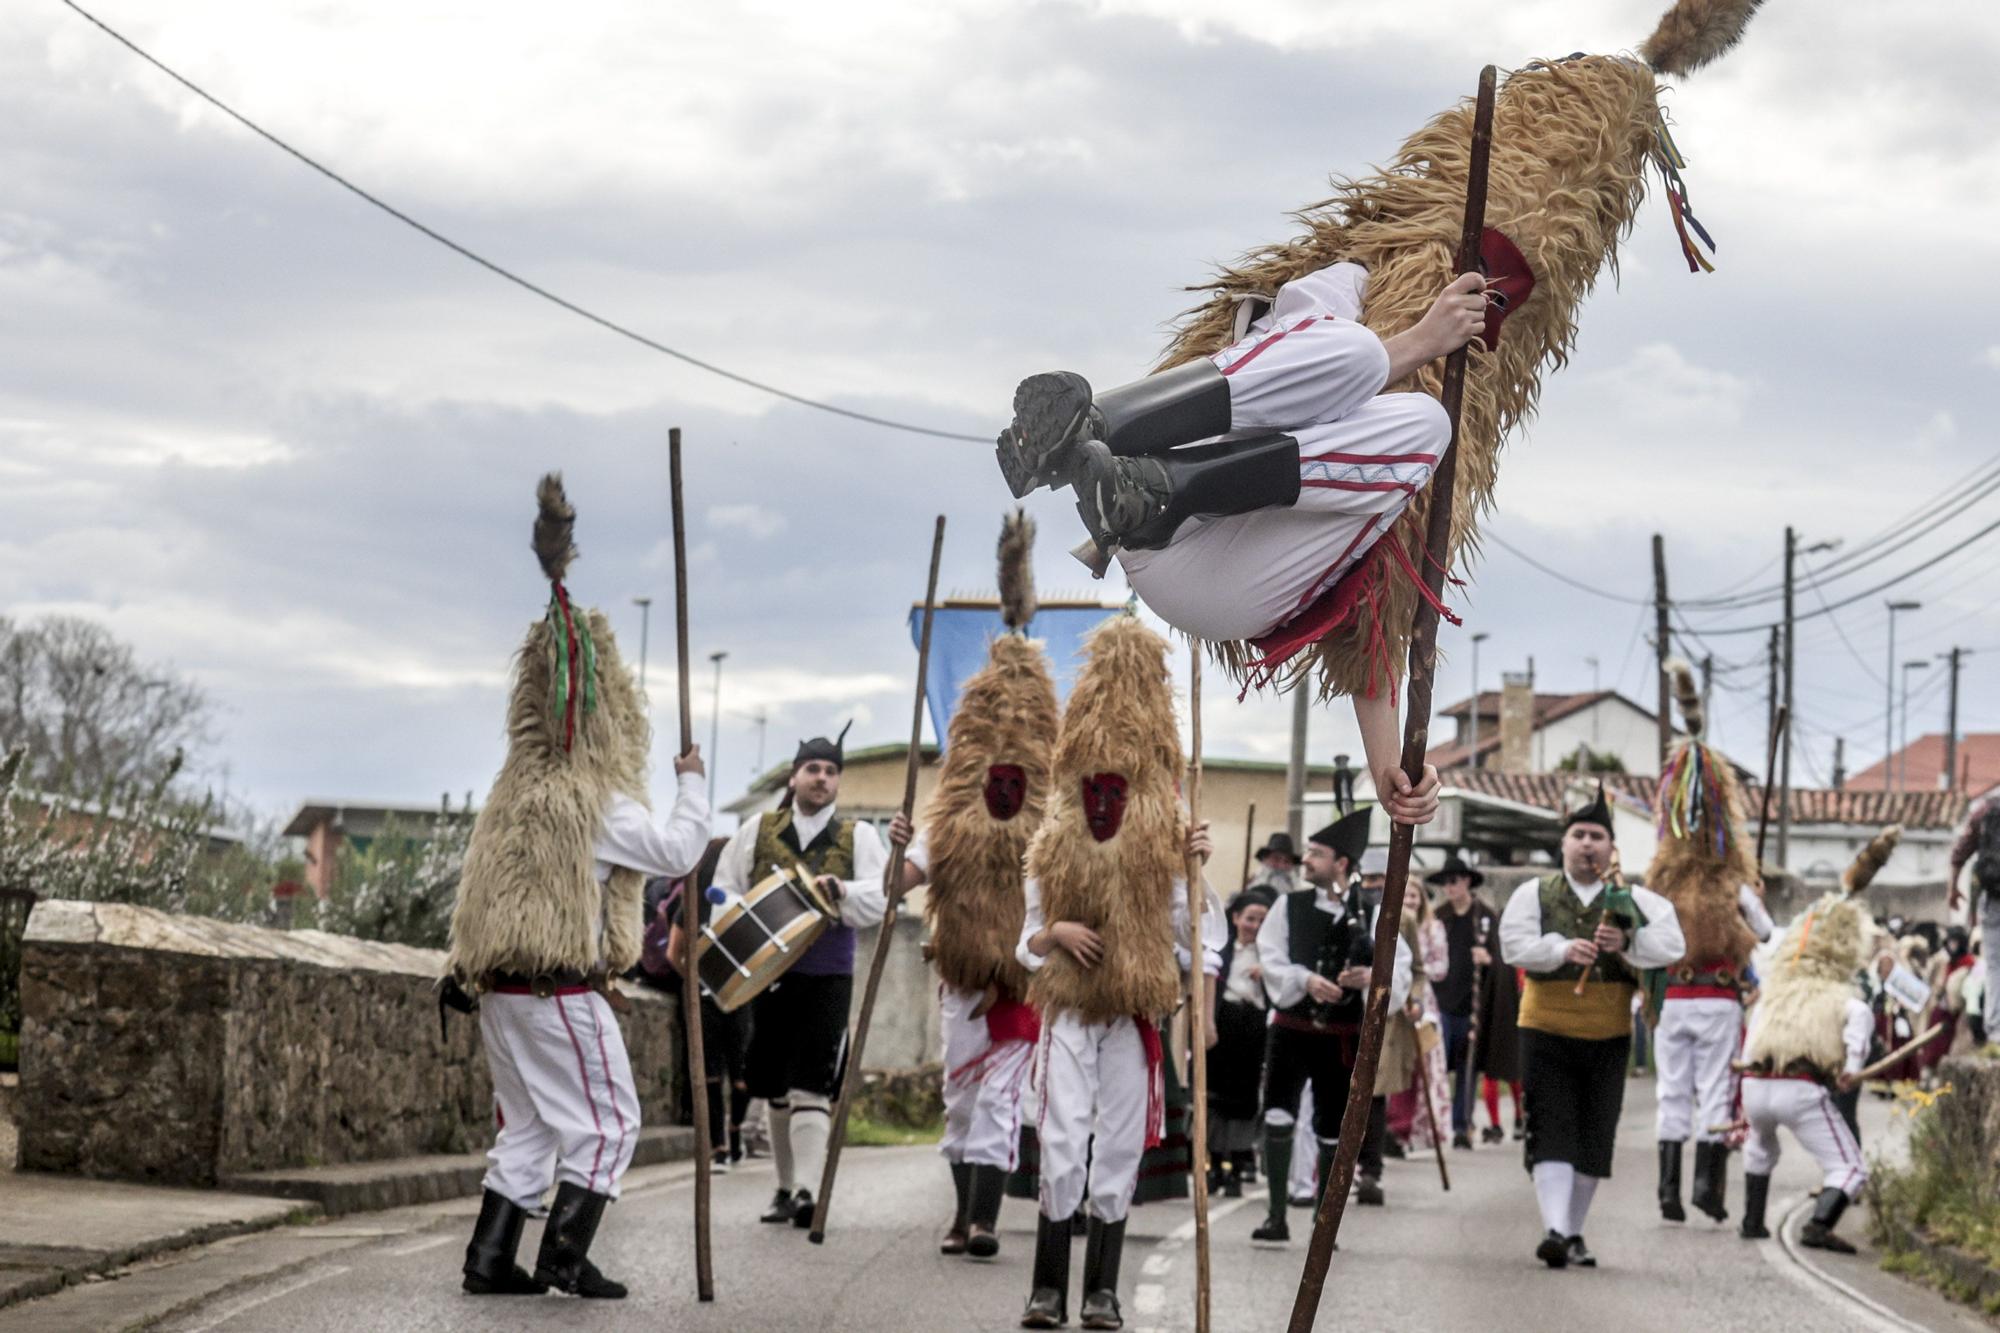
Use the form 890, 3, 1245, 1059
710, 723, 891, 1229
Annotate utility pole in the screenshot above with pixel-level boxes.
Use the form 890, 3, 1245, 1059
1832, 737, 1846, 790
1286, 687, 1309, 844
1779, 527, 1795, 865
1467, 632, 1489, 765
1942, 647, 1970, 791
1653, 534, 1670, 772
1885, 600, 1921, 789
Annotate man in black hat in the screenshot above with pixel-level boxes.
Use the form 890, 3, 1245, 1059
1247, 832, 1301, 894
1426, 855, 1494, 1148
710, 723, 892, 1228
1249, 806, 1413, 1243
1498, 786, 1684, 1269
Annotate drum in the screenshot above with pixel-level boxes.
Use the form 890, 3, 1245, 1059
696, 864, 836, 1013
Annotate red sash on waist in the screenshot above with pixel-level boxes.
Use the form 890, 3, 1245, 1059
986, 996, 1041, 1047
1665, 984, 1742, 1003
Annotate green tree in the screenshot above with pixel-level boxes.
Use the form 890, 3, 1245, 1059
313, 798, 474, 951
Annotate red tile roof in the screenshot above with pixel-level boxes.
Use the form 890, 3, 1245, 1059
1842, 732, 2000, 797
1440, 768, 1967, 831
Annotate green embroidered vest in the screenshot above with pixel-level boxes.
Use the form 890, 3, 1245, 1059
752, 807, 856, 882
1533, 873, 1644, 988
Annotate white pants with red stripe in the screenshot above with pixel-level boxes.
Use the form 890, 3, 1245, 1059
1654, 998, 1743, 1144
1741, 1076, 1867, 1200
939, 984, 1033, 1170
1037, 1010, 1150, 1224
1117, 261, 1451, 643
480, 990, 641, 1208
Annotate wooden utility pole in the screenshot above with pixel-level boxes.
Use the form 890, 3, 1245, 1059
1779, 527, 1795, 865
1652, 534, 1671, 771
1943, 648, 1970, 790
1833, 737, 1847, 790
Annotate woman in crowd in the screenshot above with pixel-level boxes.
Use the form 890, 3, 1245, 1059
1208, 888, 1276, 1196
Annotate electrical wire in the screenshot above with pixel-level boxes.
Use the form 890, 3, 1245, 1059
1484, 531, 1654, 605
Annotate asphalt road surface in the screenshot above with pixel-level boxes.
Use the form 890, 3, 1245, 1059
13, 1087, 1986, 1333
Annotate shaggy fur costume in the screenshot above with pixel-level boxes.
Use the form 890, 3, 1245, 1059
922, 515, 1059, 1000
1649, 660, 1759, 972
446, 477, 653, 983
1743, 827, 1900, 1076
1162, 0, 1758, 700
1025, 615, 1185, 1024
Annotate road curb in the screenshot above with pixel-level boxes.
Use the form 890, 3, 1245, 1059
0, 1200, 322, 1314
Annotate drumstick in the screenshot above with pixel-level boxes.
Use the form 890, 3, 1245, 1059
810, 515, 947, 1245
670, 428, 715, 1301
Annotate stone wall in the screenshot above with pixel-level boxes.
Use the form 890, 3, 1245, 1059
848, 914, 940, 1071
18, 901, 683, 1187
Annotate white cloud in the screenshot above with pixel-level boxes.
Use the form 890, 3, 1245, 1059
708, 503, 788, 540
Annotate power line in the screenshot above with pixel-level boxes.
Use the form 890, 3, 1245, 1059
58, 0, 990, 445
1797, 558, 1886, 688
1484, 531, 1653, 605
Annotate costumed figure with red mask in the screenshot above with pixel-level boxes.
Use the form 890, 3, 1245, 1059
710, 719, 892, 1230
444, 475, 711, 1300
886, 512, 1060, 1262
1014, 614, 1223, 1331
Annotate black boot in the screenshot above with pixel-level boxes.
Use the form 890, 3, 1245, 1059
942, 1161, 973, 1255
1657, 1141, 1686, 1223
1020, 1213, 1073, 1328
967, 1164, 1006, 1259
461, 1189, 548, 1295
1740, 1172, 1772, 1240
1691, 1141, 1730, 1223
532, 1182, 626, 1299
1075, 432, 1301, 554
1253, 1123, 1292, 1244
998, 361, 1231, 498
1800, 1189, 1857, 1254
1079, 1217, 1127, 1330
1234, 1149, 1258, 1187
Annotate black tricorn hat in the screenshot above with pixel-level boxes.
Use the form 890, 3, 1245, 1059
793, 720, 853, 771
1562, 781, 1616, 839
1424, 855, 1485, 889
1308, 806, 1373, 870
1255, 832, 1299, 862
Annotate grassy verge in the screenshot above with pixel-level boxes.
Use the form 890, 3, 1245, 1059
843, 1113, 944, 1147
1868, 1079, 2000, 1314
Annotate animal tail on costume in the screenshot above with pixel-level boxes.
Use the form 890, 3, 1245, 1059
999, 509, 1038, 631
1667, 657, 1703, 738
1843, 826, 1902, 896
1641, 0, 1765, 77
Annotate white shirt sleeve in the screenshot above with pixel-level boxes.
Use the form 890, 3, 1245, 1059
1172, 878, 1226, 978
1626, 886, 1686, 970
1738, 883, 1775, 943
710, 817, 760, 900
1016, 876, 1046, 973
903, 827, 930, 880
832, 819, 890, 929
1499, 882, 1569, 973
592, 774, 711, 879
1843, 998, 1874, 1074
1258, 895, 1311, 1010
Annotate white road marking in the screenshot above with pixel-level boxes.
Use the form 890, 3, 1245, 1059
1758, 1193, 1931, 1333
384, 1234, 455, 1258
1133, 1197, 1250, 1333
180, 1265, 350, 1332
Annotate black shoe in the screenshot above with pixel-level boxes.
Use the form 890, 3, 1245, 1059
1566, 1235, 1596, 1268
1452, 1130, 1474, 1151
532, 1182, 626, 1299
1234, 1151, 1259, 1187
791, 1189, 817, 1229
1536, 1230, 1569, 1269
1740, 1172, 1772, 1240
966, 1165, 1006, 1259
943, 1162, 973, 1254
1800, 1190, 1857, 1254
1658, 1141, 1686, 1223
1382, 1137, 1407, 1160
1691, 1142, 1729, 1223
1251, 1217, 1290, 1245
461, 1189, 549, 1295
1288, 1192, 1316, 1209
998, 361, 1232, 499
1020, 1213, 1073, 1329
1513, 1122, 1526, 1141
1481, 1126, 1504, 1144
1079, 1217, 1126, 1330
760, 1187, 799, 1224
1354, 1174, 1385, 1207
1076, 432, 1301, 554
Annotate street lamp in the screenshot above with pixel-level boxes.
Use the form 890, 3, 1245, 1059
1467, 632, 1490, 767
1898, 659, 1931, 795
1885, 600, 1920, 787
632, 597, 653, 692
707, 651, 727, 808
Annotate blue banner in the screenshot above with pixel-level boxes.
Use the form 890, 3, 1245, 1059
908, 604, 1122, 750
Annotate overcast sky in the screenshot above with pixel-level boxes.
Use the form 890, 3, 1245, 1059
6, 0, 1998, 828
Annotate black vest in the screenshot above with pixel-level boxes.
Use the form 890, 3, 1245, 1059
1280, 886, 1367, 1026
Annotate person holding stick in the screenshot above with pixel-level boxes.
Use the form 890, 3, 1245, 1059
1498, 785, 1683, 1270
710, 723, 891, 1230
444, 474, 711, 1300
1428, 856, 1495, 1150
1014, 614, 1223, 1332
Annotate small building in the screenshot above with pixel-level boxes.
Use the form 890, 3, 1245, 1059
1843, 731, 2000, 798
1425, 682, 1674, 777
282, 800, 465, 898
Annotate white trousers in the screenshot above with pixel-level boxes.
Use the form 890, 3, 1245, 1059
480, 990, 641, 1208
1654, 998, 1743, 1143
1118, 262, 1452, 643
1741, 1077, 1867, 1200
938, 985, 1033, 1170
1037, 1011, 1149, 1224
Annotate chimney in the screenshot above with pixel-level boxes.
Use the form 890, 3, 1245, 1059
1499, 671, 1535, 774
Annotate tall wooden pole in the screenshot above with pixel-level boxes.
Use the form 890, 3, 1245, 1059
1287, 65, 1496, 1333
670, 427, 714, 1302
1239, 801, 1258, 891
1653, 534, 1671, 771
1754, 705, 1788, 871
1779, 527, 1795, 864
809, 516, 947, 1243
1411, 1033, 1451, 1191
1184, 645, 1212, 1333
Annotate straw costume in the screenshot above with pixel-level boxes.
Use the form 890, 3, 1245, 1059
897, 512, 1060, 1261
1016, 614, 1223, 1331
446, 474, 712, 1300
1649, 660, 1774, 1225
1735, 828, 1899, 1254
995, 0, 1757, 703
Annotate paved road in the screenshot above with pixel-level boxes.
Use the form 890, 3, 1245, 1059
8, 1084, 1985, 1332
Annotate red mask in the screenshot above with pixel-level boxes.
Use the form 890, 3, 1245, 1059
983, 764, 1027, 821
1478, 227, 1536, 351
1081, 772, 1129, 843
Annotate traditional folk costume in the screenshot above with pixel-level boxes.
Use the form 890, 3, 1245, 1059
446, 475, 712, 1300
1016, 615, 1223, 1332
712, 723, 891, 1229
901, 513, 1059, 1261
1499, 788, 1684, 1269
1208, 888, 1277, 1197
1250, 809, 1413, 1243
1648, 661, 1775, 1225
1380, 907, 1450, 1153
1736, 828, 1901, 1253
1428, 856, 1497, 1143
993, 0, 1757, 702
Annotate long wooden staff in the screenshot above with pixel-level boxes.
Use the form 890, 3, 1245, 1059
669, 427, 714, 1302
1410, 1020, 1451, 1191
1287, 65, 1496, 1333
1460, 910, 1490, 1127
1239, 801, 1257, 890
1754, 704, 1789, 869
809, 515, 947, 1244
1185, 645, 1213, 1333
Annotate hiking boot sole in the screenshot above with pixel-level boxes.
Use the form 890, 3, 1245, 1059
998, 371, 1094, 498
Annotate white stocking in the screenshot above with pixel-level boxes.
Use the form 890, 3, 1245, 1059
1532, 1161, 1575, 1236
769, 1103, 795, 1192
1568, 1173, 1600, 1237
